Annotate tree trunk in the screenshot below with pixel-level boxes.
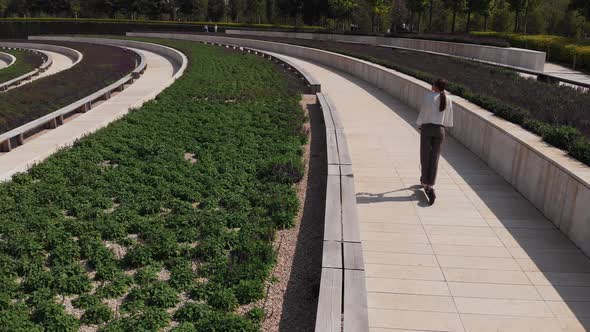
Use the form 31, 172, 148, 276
410, 11, 415, 32
523, 2, 529, 34
418, 11, 422, 33
514, 10, 519, 32
451, 5, 457, 32
484, 14, 488, 31
428, 0, 434, 32
465, 10, 471, 32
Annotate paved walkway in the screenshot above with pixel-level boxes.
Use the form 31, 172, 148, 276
545, 62, 590, 87
0, 48, 176, 181
280, 55, 590, 331
36, 50, 75, 79
0, 53, 11, 69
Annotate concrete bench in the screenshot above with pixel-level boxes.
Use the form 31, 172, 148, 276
316, 92, 369, 332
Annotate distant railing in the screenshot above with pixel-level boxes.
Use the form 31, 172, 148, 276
0, 47, 146, 152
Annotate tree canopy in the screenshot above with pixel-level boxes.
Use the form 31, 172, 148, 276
0, 0, 587, 37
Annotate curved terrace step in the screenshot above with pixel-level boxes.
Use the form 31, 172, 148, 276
0, 42, 82, 91
0, 38, 187, 181
131, 32, 590, 332
0, 51, 16, 69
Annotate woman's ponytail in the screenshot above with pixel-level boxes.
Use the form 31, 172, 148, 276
434, 79, 447, 112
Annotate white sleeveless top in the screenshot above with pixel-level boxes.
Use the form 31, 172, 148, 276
416, 92, 454, 127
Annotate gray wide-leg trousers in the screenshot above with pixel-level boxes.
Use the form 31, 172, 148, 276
420, 124, 445, 186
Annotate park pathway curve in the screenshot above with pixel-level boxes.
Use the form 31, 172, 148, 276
276, 53, 590, 332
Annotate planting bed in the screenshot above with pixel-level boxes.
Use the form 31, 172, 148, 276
0, 39, 308, 331
0, 48, 43, 84
217, 34, 590, 165
0, 41, 136, 134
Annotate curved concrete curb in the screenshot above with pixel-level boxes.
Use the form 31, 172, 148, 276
0, 48, 52, 91
0, 37, 187, 181
186, 38, 368, 332
225, 29, 546, 71
0, 45, 145, 152
0, 42, 83, 91
0, 42, 82, 65
127, 32, 590, 264
0, 51, 16, 68
30, 36, 186, 74
28, 37, 188, 116
317, 93, 369, 332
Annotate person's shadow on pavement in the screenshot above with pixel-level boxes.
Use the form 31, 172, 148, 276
357, 185, 430, 207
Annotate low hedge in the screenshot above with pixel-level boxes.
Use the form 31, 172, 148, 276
386, 32, 510, 47
473, 32, 590, 72
0, 18, 323, 39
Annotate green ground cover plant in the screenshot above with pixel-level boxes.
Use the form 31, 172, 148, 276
225, 34, 590, 166
0, 48, 43, 84
0, 38, 306, 331
0, 41, 136, 134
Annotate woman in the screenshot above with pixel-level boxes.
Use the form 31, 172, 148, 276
416, 79, 454, 205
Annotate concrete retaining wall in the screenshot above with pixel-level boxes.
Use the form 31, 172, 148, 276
29, 36, 184, 70
0, 42, 82, 65
0, 51, 16, 68
225, 29, 546, 71
129, 32, 590, 258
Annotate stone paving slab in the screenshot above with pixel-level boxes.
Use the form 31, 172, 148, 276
278, 54, 590, 331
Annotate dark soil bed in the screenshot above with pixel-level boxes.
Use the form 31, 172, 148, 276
0, 40, 136, 134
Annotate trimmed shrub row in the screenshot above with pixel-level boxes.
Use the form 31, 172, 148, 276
0, 38, 306, 330
473, 32, 590, 73
0, 18, 323, 39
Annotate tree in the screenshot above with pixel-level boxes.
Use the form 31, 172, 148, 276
367, 0, 391, 32
481, 0, 495, 30
569, 0, 590, 20
329, 0, 356, 30
522, 0, 541, 33
428, 0, 433, 31
507, 0, 526, 31
443, 0, 465, 32
207, 0, 226, 20
407, 0, 428, 32
228, 0, 245, 21
0, 0, 9, 16
464, 0, 487, 32
70, 0, 81, 18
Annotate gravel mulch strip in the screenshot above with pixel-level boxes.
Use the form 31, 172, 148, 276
259, 94, 325, 332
